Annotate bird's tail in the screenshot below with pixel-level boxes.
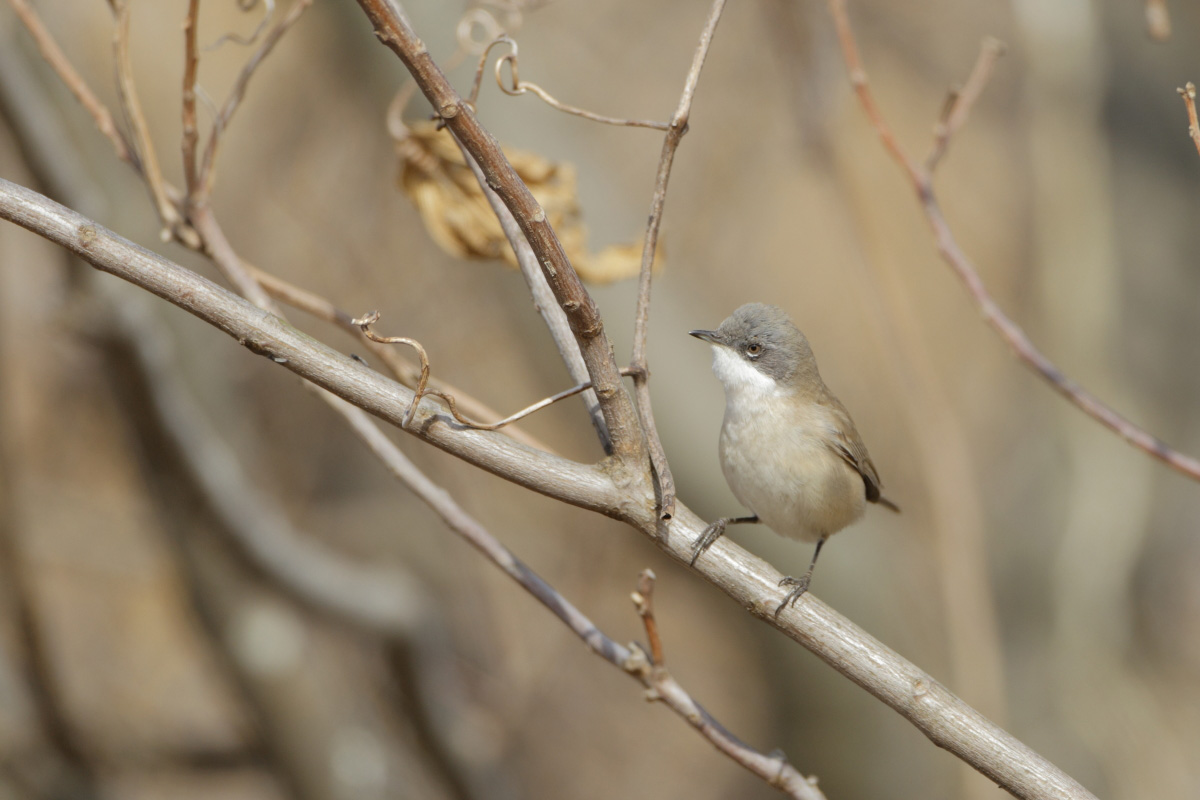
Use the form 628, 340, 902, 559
874, 495, 901, 513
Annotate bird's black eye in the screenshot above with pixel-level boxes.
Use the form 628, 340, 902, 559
746, 342, 762, 358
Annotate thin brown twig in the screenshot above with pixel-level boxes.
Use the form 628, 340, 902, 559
422, 379, 615, 433
1177, 82, 1200, 159
629, 0, 727, 525
354, 0, 648, 469
1145, 0, 1171, 41
182, 0, 201, 197
828, 0, 1200, 484
195, 0, 314, 204
112, 0, 194, 244
925, 37, 1006, 171
631, 569, 664, 666
7, 0, 134, 165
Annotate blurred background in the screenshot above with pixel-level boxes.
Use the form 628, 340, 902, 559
1, 1, 1199, 798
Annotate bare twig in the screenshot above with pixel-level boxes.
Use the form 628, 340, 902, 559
353, 0, 648, 469
195, 0, 314, 204
631, 569, 664, 666
112, 1, 193, 244
925, 37, 1006, 171
182, 0, 201, 197
470, 36, 669, 130
1178, 82, 1200, 159
7, 0, 133, 165
0, 180, 1098, 799
425, 375, 632, 433
1146, 0, 1171, 41
628, 0, 726, 526
828, 0, 1200, 484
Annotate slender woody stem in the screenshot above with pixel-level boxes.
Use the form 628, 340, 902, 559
629, 0, 728, 524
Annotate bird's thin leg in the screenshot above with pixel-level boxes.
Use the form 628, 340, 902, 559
774, 537, 827, 616
689, 515, 759, 566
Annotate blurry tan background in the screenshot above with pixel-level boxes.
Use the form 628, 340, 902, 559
1, 1, 1199, 799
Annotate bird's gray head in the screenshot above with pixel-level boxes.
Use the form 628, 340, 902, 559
689, 303, 820, 393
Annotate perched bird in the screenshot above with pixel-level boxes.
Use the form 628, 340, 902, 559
690, 303, 898, 614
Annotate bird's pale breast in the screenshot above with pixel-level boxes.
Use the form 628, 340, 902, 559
718, 385, 867, 543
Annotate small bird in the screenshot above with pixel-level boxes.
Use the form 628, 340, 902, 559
690, 303, 898, 615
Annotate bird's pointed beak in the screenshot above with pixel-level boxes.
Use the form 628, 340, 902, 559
689, 329, 721, 344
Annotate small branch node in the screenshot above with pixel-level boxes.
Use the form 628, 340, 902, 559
632, 569, 663, 666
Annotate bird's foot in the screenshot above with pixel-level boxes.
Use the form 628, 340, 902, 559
774, 574, 812, 617
689, 519, 728, 566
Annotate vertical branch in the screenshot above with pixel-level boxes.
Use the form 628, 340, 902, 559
181, 0, 201, 198
629, 0, 727, 524
111, 1, 186, 241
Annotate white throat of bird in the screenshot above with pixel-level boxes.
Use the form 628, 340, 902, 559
709, 345, 794, 402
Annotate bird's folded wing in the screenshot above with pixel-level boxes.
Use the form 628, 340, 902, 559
820, 398, 887, 504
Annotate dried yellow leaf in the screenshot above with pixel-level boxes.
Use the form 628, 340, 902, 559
396, 121, 660, 284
